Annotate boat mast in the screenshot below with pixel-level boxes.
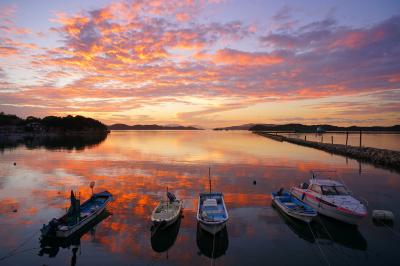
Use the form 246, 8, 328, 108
209, 166, 211, 195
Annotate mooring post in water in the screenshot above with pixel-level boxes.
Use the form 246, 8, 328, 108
359, 130, 362, 148
346, 132, 349, 147
331, 136, 333, 144
321, 135, 323, 143
305, 135, 307, 141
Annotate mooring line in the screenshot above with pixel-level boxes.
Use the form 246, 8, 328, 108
377, 220, 400, 238
211, 232, 216, 266
0, 230, 40, 261
316, 217, 351, 265
307, 222, 331, 266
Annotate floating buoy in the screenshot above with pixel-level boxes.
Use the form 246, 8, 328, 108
13, 162, 16, 166
372, 210, 394, 224
253, 180, 256, 185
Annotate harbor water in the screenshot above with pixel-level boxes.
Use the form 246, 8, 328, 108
0, 130, 399, 265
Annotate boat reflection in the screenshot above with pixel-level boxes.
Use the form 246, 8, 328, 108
151, 217, 181, 255
196, 223, 229, 259
273, 205, 367, 250
38, 210, 111, 259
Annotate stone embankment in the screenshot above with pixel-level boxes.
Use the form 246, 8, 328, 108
254, 132, 400, 172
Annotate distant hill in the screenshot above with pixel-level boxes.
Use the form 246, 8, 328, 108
0, 112, 108, 134
214, 123, 276, 130
108, 123, 202, 130
249, 123, 400, 132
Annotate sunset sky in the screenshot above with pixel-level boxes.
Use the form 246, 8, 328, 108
0, 0, 399, 127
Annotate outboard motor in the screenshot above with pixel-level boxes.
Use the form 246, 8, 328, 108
41, 218, 60, 237
167, 191, 176, 202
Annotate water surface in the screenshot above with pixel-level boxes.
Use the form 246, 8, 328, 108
0, 131, 399, 265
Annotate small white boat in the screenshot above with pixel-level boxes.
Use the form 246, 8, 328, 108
272, 190, 317, 223
291, 171, 367, 225
151, 191, 183, 230
41, 190, 112, 238
197, 192, 229, 235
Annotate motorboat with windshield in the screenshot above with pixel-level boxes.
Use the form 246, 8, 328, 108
291, 170, 367, 225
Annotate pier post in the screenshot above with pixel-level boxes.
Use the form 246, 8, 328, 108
305, 136, 307, 141
321, 135, 323, 143
359, 131, 362, 148
331, 136, 333, 144
346, 132, 348, 147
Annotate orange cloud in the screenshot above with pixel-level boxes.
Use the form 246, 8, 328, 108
213, 48, 284, 65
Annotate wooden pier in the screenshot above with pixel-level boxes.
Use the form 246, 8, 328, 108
254, 132, 400, 172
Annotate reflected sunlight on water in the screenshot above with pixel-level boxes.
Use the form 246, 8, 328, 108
0, 131, 399, 265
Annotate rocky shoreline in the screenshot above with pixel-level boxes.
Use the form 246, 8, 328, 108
254, 132, 400, 173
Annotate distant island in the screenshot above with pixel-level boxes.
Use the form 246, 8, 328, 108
108, 123, 202, 130
249, 124, 400, 132
214, 123, 274, 130
0, 112, 109, 135
214, 123, 400, 132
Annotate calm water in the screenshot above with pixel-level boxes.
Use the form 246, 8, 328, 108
280, 132, 400, 151
1, 131, 400, 266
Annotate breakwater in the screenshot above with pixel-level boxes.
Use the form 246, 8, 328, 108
254, 132, 400, 172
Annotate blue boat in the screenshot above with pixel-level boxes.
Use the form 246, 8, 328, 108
272, 190, 316, 223
197, 192, 229, 235
41, 190, 113, 238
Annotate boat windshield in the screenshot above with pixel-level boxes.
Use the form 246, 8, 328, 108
321, 185, 349, 195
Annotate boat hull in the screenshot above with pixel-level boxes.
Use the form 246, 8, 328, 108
272, 193, 316, 223
291, 188, 365, 225
41, 191, 113, 238
151, 201, 183, 230
197, 192, 229, 235
56, 203, 108, 238
273, 201, 313, 223
198, 221, 227, 235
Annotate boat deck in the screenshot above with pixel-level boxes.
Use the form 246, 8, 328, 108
199, 193, 227, 221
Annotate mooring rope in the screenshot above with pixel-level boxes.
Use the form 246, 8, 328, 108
377, 220, 400, 238
211, 231, 216, 266
316, 217, 351, 265
307, 222, 331, 266
0, 229, 40, 261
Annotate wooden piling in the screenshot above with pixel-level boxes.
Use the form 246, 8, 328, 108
321, 135, 323, 143
253, 131, 400, 173
331, 136, 333, 144
359, 130, 362, 148
346, 132, 349, 147
305, 136, 307, 141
